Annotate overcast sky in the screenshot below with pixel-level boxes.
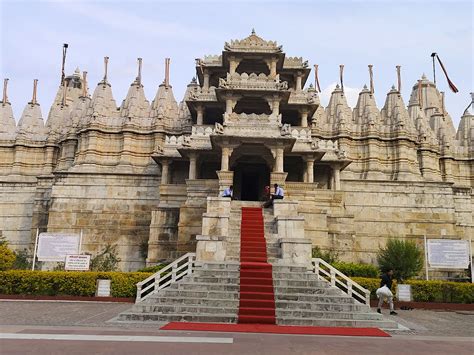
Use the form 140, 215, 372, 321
1, 0, 472, 127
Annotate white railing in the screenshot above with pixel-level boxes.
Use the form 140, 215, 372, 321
311, 258, 371, 305
136, 253, 196, 303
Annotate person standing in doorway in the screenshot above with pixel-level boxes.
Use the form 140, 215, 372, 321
376, 268, 398, 315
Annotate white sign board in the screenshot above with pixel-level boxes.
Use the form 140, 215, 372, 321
397, 284, 412, 302
37, 233, 80, 262
427, 239, 470, 269
96, 279, 111, 297
65, 255, 90, 271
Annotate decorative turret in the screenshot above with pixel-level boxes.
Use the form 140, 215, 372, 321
87, 57, 119, 122
353, 85, 380, 129
150, 58, 178, 126
456, 93, 474, 149
177, 78, 198, 130
0, 79, 17, 140
120, 59, 151, 125
380, 85, 412, 131
325, 84, 352, 133
16, 80, 47, 141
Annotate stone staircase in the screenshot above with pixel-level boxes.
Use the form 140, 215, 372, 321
226, 201, 280, 262
117, 260, 398, 329
116, 200, 398, 329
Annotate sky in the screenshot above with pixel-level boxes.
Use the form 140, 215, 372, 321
1, 0, 472, 127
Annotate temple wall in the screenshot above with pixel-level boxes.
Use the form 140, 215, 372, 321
46, 173, 160, 270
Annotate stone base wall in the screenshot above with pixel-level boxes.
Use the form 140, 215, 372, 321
46, 173, 160, 271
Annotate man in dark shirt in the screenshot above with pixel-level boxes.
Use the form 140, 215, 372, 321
377, 269, 398, 315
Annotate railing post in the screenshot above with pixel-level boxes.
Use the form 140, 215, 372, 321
347, 282, 352, 297
136, 284, 142, 303
330, 269, 336, 287
187, 255, 194, 275
365, 290, 371, 306
314, 260, 320, 280
172, 263, 177, 282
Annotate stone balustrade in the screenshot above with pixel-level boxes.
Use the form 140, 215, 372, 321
288, 90, 319, 105
188, 86, 217, 101
219, 72, 288, 91
313, 138, 338, 151
224, 112, 281, 126
291, 127, 312, 140
283, 56, 308, 69
191, 125, 215, 137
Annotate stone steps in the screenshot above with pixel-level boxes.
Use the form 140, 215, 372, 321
117, 312, 236, 324
278, 317, 397, 329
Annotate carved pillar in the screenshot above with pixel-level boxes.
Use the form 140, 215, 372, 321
272, 99, 280, 117
296, 72, 302, 91
196, 105, 204, 125
229, 57, 241, 74
225, 98, 233, 115
189, 153, 197, 180
275, 148, 284, 173
300, 109, 308, 127
305, 159, 314, 183
220, 147, 233, 171
161, 160, 170, 184
270, 59, 277, 77
203, 70, 210, 92
332, 165, 341, 190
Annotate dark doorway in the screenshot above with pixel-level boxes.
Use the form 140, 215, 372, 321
233, 160, 270, 201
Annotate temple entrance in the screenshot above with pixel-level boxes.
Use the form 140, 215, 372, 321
233, 161, 270, 201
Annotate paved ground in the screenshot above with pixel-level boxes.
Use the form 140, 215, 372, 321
0, 300, 473, 354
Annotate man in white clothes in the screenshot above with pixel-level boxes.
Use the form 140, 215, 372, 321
263, 184, 284, 208
222, 185, 233, 198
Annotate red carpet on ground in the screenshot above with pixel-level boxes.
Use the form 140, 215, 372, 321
160, 322, 391, 337
238, 207, 276, 324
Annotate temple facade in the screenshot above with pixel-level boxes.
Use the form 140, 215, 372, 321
0, 31, 472, 270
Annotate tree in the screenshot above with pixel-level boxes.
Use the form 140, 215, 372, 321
312, 246, 340, 264
377, 239, 423, 282
89, 244, 121, 271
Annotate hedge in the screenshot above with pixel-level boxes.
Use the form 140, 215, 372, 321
0, 270, 152, 298
352, 277, 474, 303
1, 271, 472, 303
332, 262, 379, 278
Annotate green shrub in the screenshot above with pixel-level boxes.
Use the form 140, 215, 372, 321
137, 264, 168, 273
405, 280, 474, 303
377, 239, 423, 282
312, 246, 339, 264
0, 270, 152, 298
0, 244, 16, 271
332, 262, 379, 278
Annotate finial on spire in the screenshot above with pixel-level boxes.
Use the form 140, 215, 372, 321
103, 56, 109, 82
368, 64, 374, 94
2, 78, 8, 105
82, 71, 88, 97
363, 84, 368, 90
339, 65, 344, 94
396, 65, 401, 93
31, 79, 38, 105
251, 28, 256, 35
164, 58, 170, 88
137, 58, 143, 86
313, 64, 321, 93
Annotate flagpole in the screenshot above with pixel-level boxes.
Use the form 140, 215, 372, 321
32, 228, 39, 271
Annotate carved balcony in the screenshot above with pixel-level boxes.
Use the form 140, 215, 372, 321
218, 73, 288, 91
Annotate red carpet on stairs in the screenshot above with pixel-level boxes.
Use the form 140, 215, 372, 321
160, 322, 391, 337
238, 207, 276, 325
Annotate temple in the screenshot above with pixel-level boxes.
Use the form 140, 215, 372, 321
0, 31, 472, 270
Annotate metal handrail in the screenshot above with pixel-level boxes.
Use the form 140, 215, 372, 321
135, 253, 196, 303
311, 258, 371, 305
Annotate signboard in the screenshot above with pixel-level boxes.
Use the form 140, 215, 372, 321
397, 284, 412, 302
37, 233, 80, 261
427, 239, 470, 269
96, 279, 111, 297
65, 255, 90, 271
